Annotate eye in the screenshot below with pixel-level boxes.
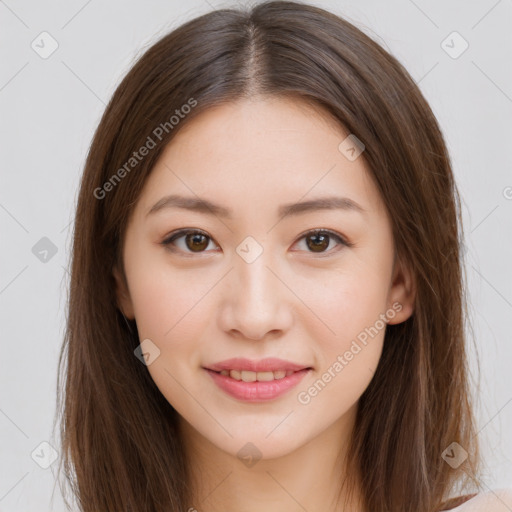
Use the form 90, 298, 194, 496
161, 229, 219, 255
161, 228, 352, 256
292, 229, 352, 255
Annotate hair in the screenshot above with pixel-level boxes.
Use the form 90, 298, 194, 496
54, 1, 484, 510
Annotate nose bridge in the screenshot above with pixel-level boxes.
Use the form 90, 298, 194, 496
234, 242, 280, 314
222, 239, 292, 339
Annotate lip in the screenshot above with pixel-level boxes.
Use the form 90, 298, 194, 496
204, 367, 311, 402
204, 357, 311, 373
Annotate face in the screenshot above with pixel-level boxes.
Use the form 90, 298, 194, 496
114, 96, 415, 461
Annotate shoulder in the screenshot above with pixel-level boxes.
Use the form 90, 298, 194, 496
445, 488, 512, 511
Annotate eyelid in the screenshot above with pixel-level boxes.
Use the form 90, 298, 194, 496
161, 227, 352, 255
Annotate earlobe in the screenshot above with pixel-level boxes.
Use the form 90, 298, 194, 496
112, 265, 135, 320
386, 253, 416, 325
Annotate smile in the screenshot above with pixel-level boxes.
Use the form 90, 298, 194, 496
204, 367, 311, 402
218, 369, 296, 381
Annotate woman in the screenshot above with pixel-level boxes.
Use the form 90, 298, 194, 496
55, 1, 512, 510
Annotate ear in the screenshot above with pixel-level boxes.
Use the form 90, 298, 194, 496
386, 252, 416, 325
112, 264, 135, 320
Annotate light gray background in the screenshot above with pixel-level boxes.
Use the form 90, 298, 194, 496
1, 1, 511, 510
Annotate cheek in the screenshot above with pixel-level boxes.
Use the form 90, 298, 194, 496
129, 266, 213, 342
294, 271, 388, 416
127, 263, 213, 404
298, 261, 390, 347
291, 251, 391, 409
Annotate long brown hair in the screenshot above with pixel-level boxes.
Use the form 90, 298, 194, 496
55, 1, 483, 510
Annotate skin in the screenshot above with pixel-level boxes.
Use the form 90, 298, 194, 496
114, 96, 416, 511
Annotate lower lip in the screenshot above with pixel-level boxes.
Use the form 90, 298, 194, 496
204, 368, 311, 402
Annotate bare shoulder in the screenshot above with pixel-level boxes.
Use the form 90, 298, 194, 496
449, 488, 512, 511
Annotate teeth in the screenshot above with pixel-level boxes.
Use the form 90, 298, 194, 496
241, 370, 257, 382
218, 369, 298, 381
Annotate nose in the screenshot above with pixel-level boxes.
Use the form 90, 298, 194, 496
218, 250, 294, 341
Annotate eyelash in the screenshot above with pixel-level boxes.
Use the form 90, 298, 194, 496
160, 228, 353, 257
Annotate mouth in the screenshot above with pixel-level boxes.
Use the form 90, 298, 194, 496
208, 368, 309, 382
204, 357, 312, 374
202, 361, 313, 402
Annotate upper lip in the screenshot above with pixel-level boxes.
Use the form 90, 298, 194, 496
204, 357, 312, 373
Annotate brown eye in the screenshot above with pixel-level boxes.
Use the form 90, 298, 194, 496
306, 232, 330, 252
184, 232, 209, 252
294, 229, 350, 255
162, 230, 217, 254
162, 228, 350, 257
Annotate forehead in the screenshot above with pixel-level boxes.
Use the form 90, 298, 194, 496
136, 97, 385, 220
169, 96, 349, 158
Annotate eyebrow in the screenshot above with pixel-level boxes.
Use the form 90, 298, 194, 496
146, 194, 367, 219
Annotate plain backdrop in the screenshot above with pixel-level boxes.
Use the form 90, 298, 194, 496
1, 0, 511, 510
